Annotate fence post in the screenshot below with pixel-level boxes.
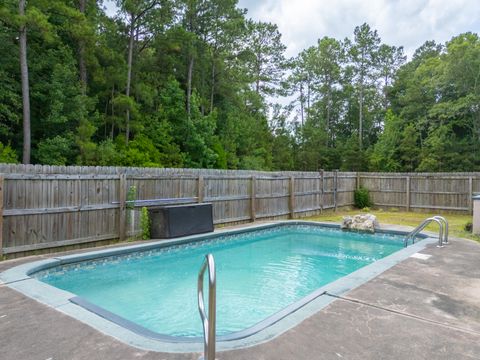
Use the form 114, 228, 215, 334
251, 176, 256, 222
406, 176, 411, 212
289, 176, 295, 219
316, 171, 321, 212
334, 170, 338, 212
356, 171, 360, 190
469, 176, 473, 214
0, 176, 3, 256
118, 173, 127, 241
320, 169, 324, 213
198, 175, 204, 203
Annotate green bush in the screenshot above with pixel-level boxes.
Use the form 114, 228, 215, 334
464, 222, 473, 233
140, 207, 150, 240
0, 142, 18, 163
354, 187, 372, 209
126, 186, 136, 211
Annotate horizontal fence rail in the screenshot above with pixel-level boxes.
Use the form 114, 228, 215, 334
0, 164, 479, 257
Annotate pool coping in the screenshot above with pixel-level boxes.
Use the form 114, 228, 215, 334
0, 221, 437, 353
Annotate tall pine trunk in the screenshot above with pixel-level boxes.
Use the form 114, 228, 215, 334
306, 77, 311, 121
187, 56, 194, 117
326, 86, 332, 146
383, 74, 389, 111
255, 56, 261, 94
125, 15, 135, 144
78, 0, 87, 94
299, 83, 304, 126
19, 0, 31, 164
358, 75, 364, 150
110, 85, 115, 139
209, 60, 215, 113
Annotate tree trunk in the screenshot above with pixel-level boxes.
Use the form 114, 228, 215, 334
78, 0, 87, 94
187, 55, 194, 117
19, 0, 31, 164
110, 85, 115, 139
209, 59, 215, 114
383, 74, 389, 111
306, 77, 311, 121
476, 111, 480, 143
125, 14, 135, 144
255, 56, 261, 94
358, 76, 364, 150
299, 83, 304, 127
326, 86, 331, 146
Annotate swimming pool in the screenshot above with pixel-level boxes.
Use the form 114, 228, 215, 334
0, 221, 435, 352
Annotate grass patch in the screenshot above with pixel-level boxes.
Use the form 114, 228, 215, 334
306, 209, 480, 242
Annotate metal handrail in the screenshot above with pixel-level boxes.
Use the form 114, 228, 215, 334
197, 254, 216, 360
433, 215, 449, 245
404, 217, 446, 248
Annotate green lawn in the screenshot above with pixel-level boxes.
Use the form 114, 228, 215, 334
305, 209, 480, 242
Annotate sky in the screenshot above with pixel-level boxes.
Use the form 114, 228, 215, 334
104, 0, 480, 59
238, 0, 480, 58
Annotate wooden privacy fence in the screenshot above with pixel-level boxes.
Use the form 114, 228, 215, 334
1, 164, 479, 258
0, 165, 355, 256
358, 172, 480, 212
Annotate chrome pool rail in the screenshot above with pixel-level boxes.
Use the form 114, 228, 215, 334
197, 254, 216, 360
404, 216, 448, 248
433, 215, 449, 245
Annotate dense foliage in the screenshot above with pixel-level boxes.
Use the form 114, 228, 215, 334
353, 187, 372, 209
0, 1, 479, 171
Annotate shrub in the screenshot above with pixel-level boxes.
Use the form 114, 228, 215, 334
354, 187, 372, 209
464, 222, 473, 233
126, 186, 136, 211
36, 135, 74, 165
0, 142, 18, 163
140, 207, 150, 240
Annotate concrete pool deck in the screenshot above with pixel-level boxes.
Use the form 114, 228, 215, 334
1, 223, 480, 359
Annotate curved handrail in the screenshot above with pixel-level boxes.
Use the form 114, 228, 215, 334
404, 217, 444, 248
197, 254, 216, 360
403, 218, 429, 247
433, 216, 449, 245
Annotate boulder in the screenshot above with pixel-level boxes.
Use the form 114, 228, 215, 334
341, 213, 378, 233
340, 216, 353, 229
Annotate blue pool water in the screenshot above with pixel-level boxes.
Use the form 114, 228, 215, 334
35, 224, 404, 337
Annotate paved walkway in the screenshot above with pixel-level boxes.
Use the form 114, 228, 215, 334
1, 229, 480, 360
